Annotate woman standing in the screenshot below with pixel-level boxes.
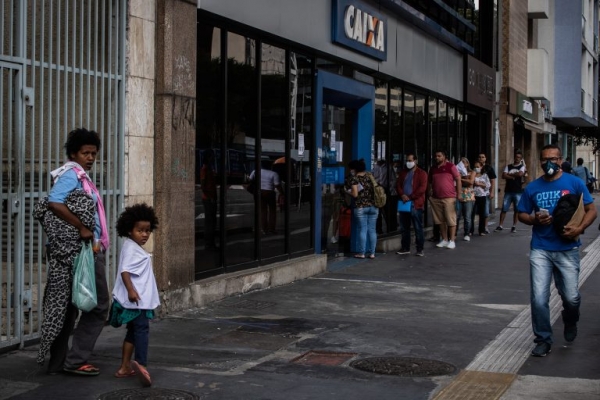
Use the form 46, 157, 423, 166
471, 161, 491, 236
346, 159, 378, 259
457, 157, 476, 242
37, 128, 110, 376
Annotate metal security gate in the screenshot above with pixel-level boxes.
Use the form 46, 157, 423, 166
0, 0, 126, 350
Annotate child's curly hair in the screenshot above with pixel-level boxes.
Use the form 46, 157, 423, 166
116, 203, 159, 237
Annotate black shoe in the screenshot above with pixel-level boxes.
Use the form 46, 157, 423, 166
495, 226, 503, 232
531, 342, 551, 357
511, 226, 517, 233
415, 250, 424, 257
564, 322, 578, 343
396, 248, 410, 255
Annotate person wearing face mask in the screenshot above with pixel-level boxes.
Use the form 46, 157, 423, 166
471, 161, 491, 236
395, 153, 428, 256
517, 144, 597, 357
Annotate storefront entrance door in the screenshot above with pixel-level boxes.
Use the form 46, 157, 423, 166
314, 71, 374, 255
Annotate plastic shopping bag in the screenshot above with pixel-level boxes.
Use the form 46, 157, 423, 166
72, 242, 97, 312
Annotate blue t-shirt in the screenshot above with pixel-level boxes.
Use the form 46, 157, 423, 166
517, 172, 593, 251
48, 169, 101, 239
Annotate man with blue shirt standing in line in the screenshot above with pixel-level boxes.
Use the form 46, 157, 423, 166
517, 144, 597, 357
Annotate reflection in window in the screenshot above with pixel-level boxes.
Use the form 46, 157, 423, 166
195, 24, 222, 278
260, 43, 286, 259
427, 96, 437, 170
224, 32, 257, 266
404, 90, 415, 157
437, 99, 448, 154
290, 53, 313, 253
448, 105, 456, 162
415, 93, 426, 164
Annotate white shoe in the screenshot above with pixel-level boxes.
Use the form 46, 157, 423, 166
330, 236, 338, 244
463, 235, 470, 242
436, 240, 449, 248
446, 240, 456, 249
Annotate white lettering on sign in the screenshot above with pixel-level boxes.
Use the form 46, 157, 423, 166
344, 5, 385, 52
522, 99, 533, 114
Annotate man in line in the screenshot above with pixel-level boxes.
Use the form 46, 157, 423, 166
517, 144, 597, 357
395, 153, 428, 256
495, 151, 526, 233
477, 153, 497, 234
429, 151, 461, 249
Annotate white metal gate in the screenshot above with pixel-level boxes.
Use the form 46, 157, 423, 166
0, 0, 126, 350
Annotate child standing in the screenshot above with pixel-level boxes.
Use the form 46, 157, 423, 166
110, 204, 159, 387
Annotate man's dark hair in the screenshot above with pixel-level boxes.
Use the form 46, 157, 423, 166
348, 159, 360, 170
116, 203, 159, 237
577, 158, 584, 165
355, 159, 366, 173
406, 153, 418, 160
540, 144, 562, 157
64, 128, 101, 159
515, 151, 523, 157
434, 150, 447, 158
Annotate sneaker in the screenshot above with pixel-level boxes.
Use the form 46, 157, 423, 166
511, 226, 517, 233
531, 342, 551, 357
396, 248, 410, 255
436, 240, 449, 248
415, 250, 424, 257
463, 235, 470, 242
495, 226, 503, 232
446, 240, 456, 249
484, 229, 491, 234
564, 322, 578, 343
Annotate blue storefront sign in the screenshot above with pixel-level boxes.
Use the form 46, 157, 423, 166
332, 0, 387, 61
323, 167, 346, 184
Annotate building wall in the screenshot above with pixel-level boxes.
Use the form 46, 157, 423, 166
504, 0, 528, 95
127, 0, 156, 257
197, 0, 464, 101
538, 0, 556, 107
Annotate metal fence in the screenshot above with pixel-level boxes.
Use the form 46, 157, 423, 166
0, 0, 125, 350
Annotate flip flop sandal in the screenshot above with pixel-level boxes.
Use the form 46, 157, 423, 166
63, 364, 100, 376
131, 361, 152, 387
114, 370, 136, 378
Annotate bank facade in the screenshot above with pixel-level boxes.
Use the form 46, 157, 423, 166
195, 0, 497, 277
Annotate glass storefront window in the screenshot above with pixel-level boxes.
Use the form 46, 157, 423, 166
437, 99, 448, 155
196, 24, 222, 277
448, 105, 456, 162
404, 90, 416, 156
427, 96, 437, 170
415, 93, 427, 164
224, 32, 257, 266
289, 53, 313, 254
260, 43, 286, 259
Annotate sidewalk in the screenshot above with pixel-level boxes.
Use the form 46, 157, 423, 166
1, 208, 600, 399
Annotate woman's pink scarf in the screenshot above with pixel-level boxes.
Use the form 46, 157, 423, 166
50, 161, 110, 250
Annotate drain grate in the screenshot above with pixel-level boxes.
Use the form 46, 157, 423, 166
291, 351, 357, 366
350, 356, 456, 377
220, 299, 275, 310
97, 388, 200, 400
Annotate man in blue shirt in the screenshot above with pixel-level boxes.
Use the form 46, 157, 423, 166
517, 144, 597, 357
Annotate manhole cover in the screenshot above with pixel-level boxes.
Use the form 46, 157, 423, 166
97, 388, 200, 400
291, 351, 357, 366
350, 357, 456, 377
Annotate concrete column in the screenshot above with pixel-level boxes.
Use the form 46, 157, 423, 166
155, 0, 197, 292
126, 0, 156, 223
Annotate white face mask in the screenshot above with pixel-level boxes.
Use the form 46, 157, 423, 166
475, 167, 481, 173
406, 161, 415, 169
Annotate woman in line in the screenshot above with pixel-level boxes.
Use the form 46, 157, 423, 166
456, 157, 476, 242
471, 161, 491, 236
346, 159, 378, 259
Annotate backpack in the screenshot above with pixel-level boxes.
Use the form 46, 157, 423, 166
368, 173, 387, 208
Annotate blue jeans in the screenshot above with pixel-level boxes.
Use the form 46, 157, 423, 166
530, 248, 581, 344
502, 192, 522, 212
125, 312, 150, 366
354, 206, 378, 255
456, 201, 474, 237
399, 208, 424, 252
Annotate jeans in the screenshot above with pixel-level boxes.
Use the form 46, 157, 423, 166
125, 312, 151, 366
354, 206, 378, 255
502, 192, 522, 212
399, 208, 424, 252
456, 201, 474, 237
471, 196, 487, 234
530, 248, 581, 344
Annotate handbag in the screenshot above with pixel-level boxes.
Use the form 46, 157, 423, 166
367, 173, 387, 208
72, 242, 98, 312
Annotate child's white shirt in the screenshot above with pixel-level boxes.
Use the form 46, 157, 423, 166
112, 238, 160, 310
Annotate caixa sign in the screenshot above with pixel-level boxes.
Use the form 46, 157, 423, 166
332, 0, 387, 61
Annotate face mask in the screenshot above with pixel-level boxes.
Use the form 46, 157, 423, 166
406, 161, 415, 169
475, 168, 481, 173
542, 160, 559, 176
